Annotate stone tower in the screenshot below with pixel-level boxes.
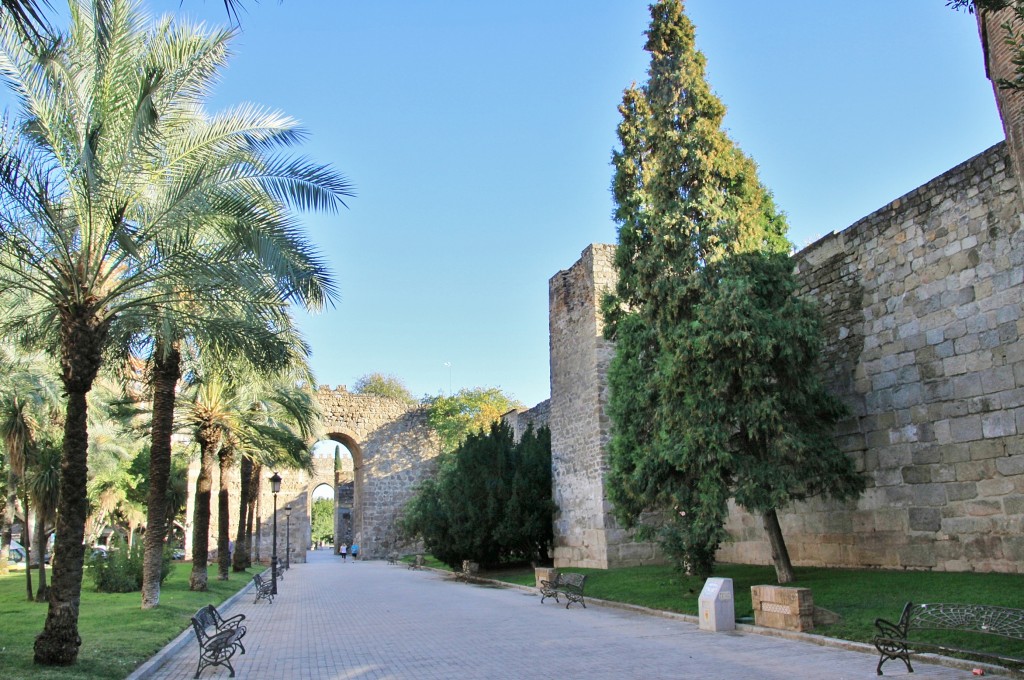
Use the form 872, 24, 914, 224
548, 244, 661, 568
979, 4, 1024, 193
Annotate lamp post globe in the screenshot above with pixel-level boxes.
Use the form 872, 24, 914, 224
270, 472, 281, 595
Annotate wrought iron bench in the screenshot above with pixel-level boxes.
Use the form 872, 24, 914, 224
408, 554, 424, 570
191, 604, 246, 678
252, 572, 274, 604
387, 553, 399, 565
873, 602, 1024, 675
539, 572, 587, 609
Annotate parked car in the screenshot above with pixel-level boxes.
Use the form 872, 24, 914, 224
8, 540, 26, 563
172, 548, 185, 560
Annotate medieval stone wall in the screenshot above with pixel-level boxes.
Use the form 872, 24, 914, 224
548, 143, 1023, 573
548, 244, 661, 568
716, 142, 1024, 573
503, 399, 551, 442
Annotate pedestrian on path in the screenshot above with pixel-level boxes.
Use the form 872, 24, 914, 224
340, 543, 347, 561
351, 543, 359, 560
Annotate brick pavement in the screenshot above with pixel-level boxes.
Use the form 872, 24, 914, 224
131, 549, 990, 679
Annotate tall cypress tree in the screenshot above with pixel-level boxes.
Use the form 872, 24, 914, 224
603, 0, 788, 577
606, 1, 864, 581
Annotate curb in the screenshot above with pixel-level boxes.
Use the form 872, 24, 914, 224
125, 577, 257, 680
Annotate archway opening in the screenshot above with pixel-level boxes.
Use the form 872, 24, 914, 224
311, 438, 357, 554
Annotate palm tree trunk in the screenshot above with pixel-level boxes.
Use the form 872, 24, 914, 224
763, 508, 795, 584
23, 494, 32, 601
34, 389, 91, 665
232, 456, 252, 572
142, 344, 180, 609
2, 476, 18, 575
189, 427, 219, 591
35, 505, 48, 601
35, 306, 106, 666
252, 465, 262, 565
216, 446, 233, 580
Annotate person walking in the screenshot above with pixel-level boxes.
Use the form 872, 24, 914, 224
340, 543, 347, 561
351, 543, 359, 560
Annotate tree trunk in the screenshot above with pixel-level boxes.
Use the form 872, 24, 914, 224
189, 427, 219, 591
23, 496, 32, 601
35, 506, 48, 602
762, 508, 795, 584
141, 344, 180, 609
216, 446, 233, 580
2, 474, 19, 575
34, 390, 91, 665
35, 307, 106, 666
252, 465, 262, 565
232, 456, 251, 572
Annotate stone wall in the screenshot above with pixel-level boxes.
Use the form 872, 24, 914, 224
715, 142, 1024, 572
548, 244, 661, 568
503, 399, 551, 442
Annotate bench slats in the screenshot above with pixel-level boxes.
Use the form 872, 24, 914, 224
873, 602, 1024, 676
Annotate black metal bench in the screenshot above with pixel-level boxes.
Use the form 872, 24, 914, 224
191, 604, 246, 678
873, 602, 1024, 675
386, 553, 399, 565
539, 572, 587, 609
252, 572, 274, 604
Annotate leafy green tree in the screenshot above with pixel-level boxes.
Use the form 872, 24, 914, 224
402, 421, 553, 569
353, 373, 416, 405
603, 0, 789, 577
659, 252, 864, 582
310, 498, 334, 546
423, 387, 523, 454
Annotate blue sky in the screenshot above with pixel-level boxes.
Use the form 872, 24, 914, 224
140, 2, 1001, 406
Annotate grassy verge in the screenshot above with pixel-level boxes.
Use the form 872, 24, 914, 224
485, 562, 1024, 659
0, 562, 261, 680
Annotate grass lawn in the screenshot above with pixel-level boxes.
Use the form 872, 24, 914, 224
0, 562, 260, 680
485, 562, 1024, 660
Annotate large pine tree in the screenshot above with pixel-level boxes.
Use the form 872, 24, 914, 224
603, 0, 861, 581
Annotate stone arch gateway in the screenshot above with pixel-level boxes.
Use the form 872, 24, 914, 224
186, 386, 440, 565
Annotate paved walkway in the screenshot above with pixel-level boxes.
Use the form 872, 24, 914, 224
132, 549, 993, 680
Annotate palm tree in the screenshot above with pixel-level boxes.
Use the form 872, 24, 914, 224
0, 343, 59, 587
26, 435, 60, 601
221, 368, 320, 580
0, 0, 247, 39
0, 0, 345, 664
181, 357, 318, 588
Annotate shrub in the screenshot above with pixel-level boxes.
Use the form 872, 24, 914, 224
402, 421, 554, 569
88, 537, 173, 593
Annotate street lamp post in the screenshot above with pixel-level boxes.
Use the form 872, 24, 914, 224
285, 504, 291, 570
270, 472, 281, 595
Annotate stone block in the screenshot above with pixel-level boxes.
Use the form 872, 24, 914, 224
1003, 494, 1024, 515
995, 453, 1024, 476
751, 585, 815, 632
978, 476, 1015, 497
908, 507, 942, 532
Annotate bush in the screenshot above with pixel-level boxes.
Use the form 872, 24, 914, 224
88, 537, 174, 593
402, 421, 554, 569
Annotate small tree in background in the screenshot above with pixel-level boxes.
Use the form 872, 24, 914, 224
423, 387, 523, 454
310, 498, 334, 546
401, 421, 553, 569
353, 373, 417, 405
